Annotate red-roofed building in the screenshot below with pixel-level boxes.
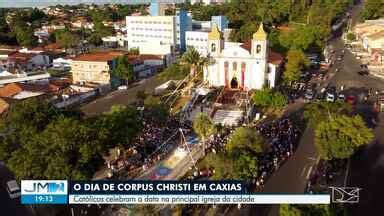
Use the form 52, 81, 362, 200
0, 82, 65, 100
71, 51, 125, 88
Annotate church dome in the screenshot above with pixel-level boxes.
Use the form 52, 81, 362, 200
253, 23, 267, 40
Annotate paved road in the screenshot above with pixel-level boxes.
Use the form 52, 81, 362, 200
0, 164, 34, 216
80, 76, 164, 116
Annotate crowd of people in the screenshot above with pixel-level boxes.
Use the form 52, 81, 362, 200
133, 116, 193, 172
254, 118, 301, 188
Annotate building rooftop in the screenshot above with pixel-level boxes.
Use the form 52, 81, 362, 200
72, 51, 125, 62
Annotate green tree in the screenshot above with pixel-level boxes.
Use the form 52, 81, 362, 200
362, 0, 384, 20
14, 26, 37, 47
6, 116, 104, 180
251, 88, 288, 109
283, 49, 309, 85
203, 152, 238, 180
55, 29, 80, 49
280, 204, 347, 216
128, 48, 140, 55
95, 105, 142, 149
315, 115, 374, 160
158, 63, 190, 82
112, 55, 134, 85
181, 47, 209, 77
193, 112, 215, 152
304, 101, 352, 127
346, 32, 356, 42
226, 127, 264, 154
143, 96, 169, 125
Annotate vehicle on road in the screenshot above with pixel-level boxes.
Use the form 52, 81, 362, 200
326, 93, 335, 102
5, 180, 21, 199
337, 56, 343, 61
118, 85, 128, 90
346, 95, 356, 105
305, 90, 314, 101
338, 94, 345, 101
358, 70, 369, 76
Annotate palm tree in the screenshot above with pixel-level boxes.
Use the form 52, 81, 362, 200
181, 47, 208, 78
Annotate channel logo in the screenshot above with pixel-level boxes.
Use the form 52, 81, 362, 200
21, 180, 68, 195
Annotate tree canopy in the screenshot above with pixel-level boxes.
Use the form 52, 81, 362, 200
251, 88, 288, 109
0, 99, 142, 180
181, 47, 209, 77
112, 55, 134, 84
193, 112, 215, 140
315, 115, 374, 160
304, 101, 352, 127
362, 0, 384, 20
283, 49, 309, 85
54, 28, 80, 49
157, 63, 190, 82
226, 127, 265, 154
280, 204, 346, 216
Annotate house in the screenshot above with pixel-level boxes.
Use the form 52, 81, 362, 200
204, 23, 283, 90
70, 51, 125, 89
8, 51, 50, 71
0, 82, 62, 100
0, 49, 17, 71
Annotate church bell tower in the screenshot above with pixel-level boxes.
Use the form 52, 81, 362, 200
208, 24, 223, 57
252, 23, 268, 59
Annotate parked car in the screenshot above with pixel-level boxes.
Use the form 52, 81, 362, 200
305, 90, 314, 101
5, 180, 21, 199
346, 95, 356, 105
118, 85, 128, 90
358, 70, 369, 76
338, 94, 345, 101
326, 93, 335, 102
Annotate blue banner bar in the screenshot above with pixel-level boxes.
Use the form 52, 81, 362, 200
21, 194, 68, 204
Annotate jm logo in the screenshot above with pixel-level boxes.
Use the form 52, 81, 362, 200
24, 182, 65, 193
330, 187, 361, 203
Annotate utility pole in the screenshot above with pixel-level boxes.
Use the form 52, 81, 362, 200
179, 128, 197, 170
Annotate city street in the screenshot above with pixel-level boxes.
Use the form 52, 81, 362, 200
0, 164, 33, 216
80, 76, 164, 116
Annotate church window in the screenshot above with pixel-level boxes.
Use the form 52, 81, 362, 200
233, 62, 237, 71
211, 43, 216, 52
256, 45, 261, 54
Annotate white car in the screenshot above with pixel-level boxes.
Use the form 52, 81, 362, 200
118, 85, 128, 90
5, 180, 21, 199
338, 94, 345, 101
326, 93, 335, 102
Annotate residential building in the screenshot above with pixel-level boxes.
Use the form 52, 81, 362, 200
8, 51, 50, 71
204, 24, 283, 90
126, 9, 191, 53
0, 49, 16, 71
186, 30, 209, 56
126, 15, 176, 51
211, 16, 228, 32
71, 51, 124, 88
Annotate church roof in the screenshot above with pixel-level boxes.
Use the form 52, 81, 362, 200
239, 41, 283, 65
268, 50, 284, 65
253, 23, 267, 40
239, 41, 252, 53
208, 24, 223, 40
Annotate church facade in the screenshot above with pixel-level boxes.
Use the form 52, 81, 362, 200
203, 23, 283, 90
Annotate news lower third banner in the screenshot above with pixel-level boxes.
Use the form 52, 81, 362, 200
21, 180, 330, 205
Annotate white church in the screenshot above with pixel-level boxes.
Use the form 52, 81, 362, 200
203, 23, 283, 90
